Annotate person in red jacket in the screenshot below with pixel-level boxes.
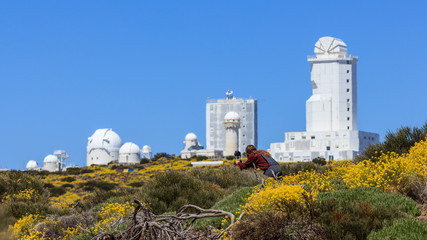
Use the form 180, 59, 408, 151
235, 145, 282, 177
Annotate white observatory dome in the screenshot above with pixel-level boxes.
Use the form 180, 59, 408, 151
26, 160, 39, 170
119, 142, 141, 154
119, 142, 141, 164
141, 145, 152, 159
87, 128, 123, 166
44, 154, 59, 163
185, 133, 198, 141
142, 145, 152, 153
224, 111, 240, 121
43, 155, 60, 172
314, 36, 347, 58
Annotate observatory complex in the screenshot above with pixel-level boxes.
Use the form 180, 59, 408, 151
87, 128, 152, 166
26, 150, 69, 172
180, 133, 222, 159
206, 90, 257, 155
269, 36, 379, 162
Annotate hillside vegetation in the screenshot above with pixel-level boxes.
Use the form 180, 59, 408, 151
1, 123, 427, 239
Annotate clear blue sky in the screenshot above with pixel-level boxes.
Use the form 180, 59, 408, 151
1, 1, 426, 169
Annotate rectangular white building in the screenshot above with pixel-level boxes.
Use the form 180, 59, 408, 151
269, 37, 379, 162
206, 91, 257, 153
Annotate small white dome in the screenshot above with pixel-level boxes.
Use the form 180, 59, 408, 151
142, 145, 152, 153
119, 142, 141, 154
44, 155, 59, 163
185, 133, 198, 141
87, 128, 122, 152
224, 111, 240, 121
26, 160, 38, 170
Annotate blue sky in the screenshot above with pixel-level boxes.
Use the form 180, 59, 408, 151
1, 1, 426, 169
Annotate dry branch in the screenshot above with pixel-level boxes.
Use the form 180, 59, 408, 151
94, 199, 241, 240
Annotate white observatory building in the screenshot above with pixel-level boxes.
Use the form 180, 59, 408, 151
87, 128, 122, 166
206, 90, 257, 153
26, 160, 40, 171
141, 145, 153, 159
269, 36, 379, 162
223, 112, 241, 156
119, 142, 141, 164
181, 133, 222, 159
43, 154, 60, 172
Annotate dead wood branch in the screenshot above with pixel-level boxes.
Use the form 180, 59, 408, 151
94, 199, 241, 240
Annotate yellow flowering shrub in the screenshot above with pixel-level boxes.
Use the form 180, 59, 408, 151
93, 202, 132, 234
245, 139, 427, 215
9, 214, 41, 240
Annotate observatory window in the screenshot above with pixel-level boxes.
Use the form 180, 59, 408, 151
347, 99, 350, 102
311, 136, 315, 139
347, 79, 350, 83
347, 108, 350, 111
290, 137, 295, 140
347, 70, 350, 73
347, 117, 350, 121
326, 146, 331, 151
329, 155, 334, 160
302, 136, 306, 139
347, 126, 350, 130
347, 61, 350, 64
347, 89, 350, 92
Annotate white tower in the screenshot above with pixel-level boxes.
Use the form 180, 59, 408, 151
119, 142, 141, 164
53, 150, 68, 171
141, 145, 152, 159
223, 111, 241, 156
87, 128, 122, 166
307, 36, 357, 132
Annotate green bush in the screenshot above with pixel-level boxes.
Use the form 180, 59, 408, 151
62, 176, 76, 182
65, 167, 94, 174
356, 121, 427, 162
78, 180, 117, 192
233, 193, 326, 240
138, 171, 225, 214
367, 217, 427, 240
316, 187, 421, 240
48, 186, 66, 197
194, 187, 254, 230
317, 187, 421, 217
190, 165, 258, 190
312, 157, 326, 166
225, 156, 235, 160
280, 162, 328, 176
140, 158, 150, 164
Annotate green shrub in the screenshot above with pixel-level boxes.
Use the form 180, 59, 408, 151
356, 121, 427, 162
316, 187, 421, 240
233, 193, 326, 240
62, 176, 76, 182
61, 183, 74, 188
78, 180, 117, 192
317, 187, 421, 217
194, 187, 253, 230
190, 165, 258, 190
312, 157, 326, 166
138, 171, 225, 214
280, 162, 328, 176
367, 217, 427, 240
129, 182, 144, 188
225, 156, 235, 160
48, 186, 66, 197
65, 167, 94, 174
140, 158, 150, 164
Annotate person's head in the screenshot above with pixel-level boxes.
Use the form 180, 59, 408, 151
246, 145, 257, 155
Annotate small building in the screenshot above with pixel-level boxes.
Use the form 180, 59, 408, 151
181, 133, 222, 159
119, 142, 141, 164
43, 155, 60, 172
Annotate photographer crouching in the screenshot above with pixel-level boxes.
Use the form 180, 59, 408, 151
235, 145, 282, 178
